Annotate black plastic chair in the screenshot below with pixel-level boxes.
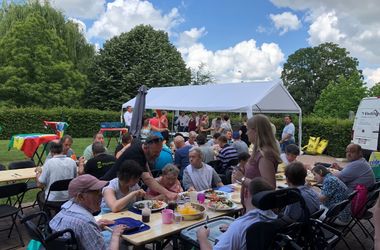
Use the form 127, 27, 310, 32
42, 179, 72, 218
0, 182, 27, 247
343, 188, 380, 243
367, 181, 380, 193
20, 211, 78, 250
310, 208, 325, 219
8, 160, 40, 210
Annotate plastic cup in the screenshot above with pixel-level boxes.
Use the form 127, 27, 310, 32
189, 191, 198, 203
197, 193, 206, 204
161, 209, 174, 224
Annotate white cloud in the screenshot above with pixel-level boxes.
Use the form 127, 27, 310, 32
363, 68, 380, 87
307, 11, 345, 45
179, 39, 285, 83
270, 12, 301, 35
51, 0, 105, 19
68, 18, 87, 34
87, 0, 183, 40
177, 27, 207, 48
270, 0, 380, 65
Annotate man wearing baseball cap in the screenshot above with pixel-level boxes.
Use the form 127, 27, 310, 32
49, 175, 125, 250
102, 132, 178, 200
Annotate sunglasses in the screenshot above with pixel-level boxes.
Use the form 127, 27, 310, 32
146, 137, 163, 144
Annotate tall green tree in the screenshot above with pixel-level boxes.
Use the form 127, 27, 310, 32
313, 73, 367, 118
86, 25, 191, 110
0, 0, 95, 76
281, 42, 363, 114
369, 83, 380, 96
0, 13, 86, 107
191, 62, 215, 85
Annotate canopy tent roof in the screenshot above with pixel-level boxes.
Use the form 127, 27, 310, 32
122, 81, 301, 115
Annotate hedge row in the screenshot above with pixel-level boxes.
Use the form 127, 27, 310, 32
269, 116, 352, 158
0, 107, 120, 139
0, 108, 353, 157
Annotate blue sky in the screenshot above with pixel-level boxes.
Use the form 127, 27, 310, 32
52, 0, 380, 86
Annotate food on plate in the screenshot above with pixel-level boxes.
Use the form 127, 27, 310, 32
177, 203, 199, 215
135, 200, 165, 210
203, 189, 227, 201
208, 198, 234, 210
275, 173, 286, 180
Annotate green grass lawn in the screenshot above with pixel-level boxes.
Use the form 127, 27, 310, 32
0, 137, 120, 203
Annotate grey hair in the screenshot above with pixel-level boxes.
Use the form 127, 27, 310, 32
189, 146, 204, 159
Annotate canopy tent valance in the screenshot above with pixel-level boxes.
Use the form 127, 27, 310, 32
122, 81, 302, 146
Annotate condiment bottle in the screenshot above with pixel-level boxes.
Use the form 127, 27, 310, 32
142, 204, 151, 223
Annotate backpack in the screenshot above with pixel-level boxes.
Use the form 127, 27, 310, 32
351, 184, 368, 217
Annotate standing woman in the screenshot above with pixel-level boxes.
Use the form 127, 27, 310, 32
232, 114, 281, 188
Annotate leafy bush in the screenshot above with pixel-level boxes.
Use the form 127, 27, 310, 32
0, 107, 120, 139
0, 108, 353, 157
269, 116, 352, 157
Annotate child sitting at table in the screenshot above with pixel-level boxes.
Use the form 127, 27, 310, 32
278, 144, 300, 172
101, 160, 146, 213
146, 164, 183, 199
312, 164, 350, 225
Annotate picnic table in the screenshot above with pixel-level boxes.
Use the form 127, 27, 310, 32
97, 186, 243, 247
8, 133, 59, 165
0, 167, 36, 183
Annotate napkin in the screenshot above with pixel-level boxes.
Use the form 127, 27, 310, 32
111, 217, 150, 235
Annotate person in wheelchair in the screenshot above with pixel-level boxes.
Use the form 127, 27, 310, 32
284, 162, 320, 221
197, 177, 277, 250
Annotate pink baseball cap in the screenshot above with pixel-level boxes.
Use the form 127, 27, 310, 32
68, 174, 108, 198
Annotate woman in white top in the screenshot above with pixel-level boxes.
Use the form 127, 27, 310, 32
101, 160, 145, 213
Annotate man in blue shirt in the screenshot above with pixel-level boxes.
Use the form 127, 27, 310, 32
174, 135, 192, 177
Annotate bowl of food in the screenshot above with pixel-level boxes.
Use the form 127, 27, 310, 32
177, 203, 205, 220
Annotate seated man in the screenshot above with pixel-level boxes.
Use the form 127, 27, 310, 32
49, 175, 125, 250
83, 133, 108, 161
197, 134, 215, 163
154, 132, 174, 171
36, 141, 77, 210
79, 142, 116, 179
216, 135, 239, 173
197, 177, 277, 250
284, 162, 320, 221
231, 131, 249, 155
332, 143, 375, 192
185, 131, 198, 147
183, 147, 223, 191
174, 135, 192, 177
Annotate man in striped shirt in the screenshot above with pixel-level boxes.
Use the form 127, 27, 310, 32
216, 135, 239, 173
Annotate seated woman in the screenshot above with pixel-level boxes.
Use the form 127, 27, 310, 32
114, 133, 132, 159
312, 164, 350, 225
146, 164, 183, 199
284, 162, 320, 221
101, 160, 145, 213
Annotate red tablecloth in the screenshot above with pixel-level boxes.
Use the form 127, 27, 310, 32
9, 134, 59, 158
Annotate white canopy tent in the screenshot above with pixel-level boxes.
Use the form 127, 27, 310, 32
122, 81, 302, 146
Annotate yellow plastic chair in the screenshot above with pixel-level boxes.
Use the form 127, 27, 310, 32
302, 136, 320, 155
